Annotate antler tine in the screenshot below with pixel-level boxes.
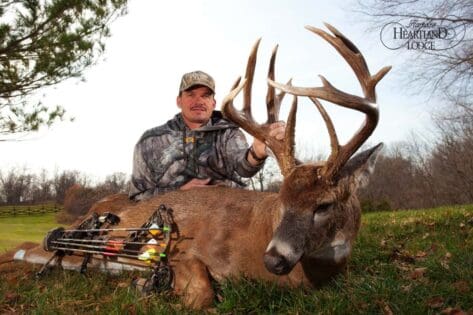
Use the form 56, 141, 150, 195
268, 24, 391, 178
281, 95, 297, 175
222, 39, 298, 177
308, 23, 391, 102
266, 44, 278, 123
310, 97, 339, 165
222, 76, 245, 105
264, 44, 297, 176
222, 74, 267, 141
222, 39, 270, 143
261, 94, 297, 177
266, 45, 293, 124
243, 38, 261, 118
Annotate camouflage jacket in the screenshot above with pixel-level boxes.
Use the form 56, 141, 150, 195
129, 111, 264, 201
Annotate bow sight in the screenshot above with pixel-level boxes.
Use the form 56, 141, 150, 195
38, 204, 176, 293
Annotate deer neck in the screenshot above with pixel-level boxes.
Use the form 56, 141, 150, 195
248, 194, 282, 233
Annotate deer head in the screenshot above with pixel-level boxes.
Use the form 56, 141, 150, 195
222, 24, 390, 275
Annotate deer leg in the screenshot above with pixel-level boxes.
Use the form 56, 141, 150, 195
173, 257, 214, 309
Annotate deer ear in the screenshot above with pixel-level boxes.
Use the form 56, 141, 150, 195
336, 142, 384, 189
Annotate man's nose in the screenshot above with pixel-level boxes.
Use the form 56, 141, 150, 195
194, 95, 205, 104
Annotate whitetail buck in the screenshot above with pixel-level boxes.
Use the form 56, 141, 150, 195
9, 24, 390, 309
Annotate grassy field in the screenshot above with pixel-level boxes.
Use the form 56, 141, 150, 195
0, 212, 59, 252
0, 205, 472, 314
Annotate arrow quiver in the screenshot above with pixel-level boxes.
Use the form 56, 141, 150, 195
38, 204, 175, 292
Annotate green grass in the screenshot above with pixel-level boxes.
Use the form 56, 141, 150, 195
0, 205, 472, 314
0, 212, 59, 252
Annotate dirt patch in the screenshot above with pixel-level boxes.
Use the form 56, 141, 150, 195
0, 242, 38, 265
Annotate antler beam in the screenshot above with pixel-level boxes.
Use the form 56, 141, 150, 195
269, 23, 391, 178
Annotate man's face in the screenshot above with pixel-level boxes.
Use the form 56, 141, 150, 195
176, 85, 216, 129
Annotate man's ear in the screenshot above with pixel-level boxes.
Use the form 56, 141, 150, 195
211, 97, 216, 109
176, 95, 182, 109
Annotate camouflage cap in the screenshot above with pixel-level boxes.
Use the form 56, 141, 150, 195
179, 70, 215, 94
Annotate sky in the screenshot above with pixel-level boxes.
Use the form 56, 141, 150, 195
0, 0, 439, 182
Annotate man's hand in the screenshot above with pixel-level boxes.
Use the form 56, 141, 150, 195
249, 121, 286, 165
179, 178, 212, 190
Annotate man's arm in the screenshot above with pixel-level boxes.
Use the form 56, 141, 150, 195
223, 121, 285, 178
247, 121, 286, 166
129, 142, 158, 201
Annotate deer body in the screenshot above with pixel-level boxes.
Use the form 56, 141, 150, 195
96, 186, 355, 287
9, 23, 390, 309
15, 153, 376, 308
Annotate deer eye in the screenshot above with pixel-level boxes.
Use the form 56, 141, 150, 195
315, 203, 331, 213
312, 203, 332, 223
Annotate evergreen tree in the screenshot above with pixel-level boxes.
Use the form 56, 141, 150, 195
0, 0, 127, 139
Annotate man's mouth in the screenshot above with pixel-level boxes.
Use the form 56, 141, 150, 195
191, 106, 206, 112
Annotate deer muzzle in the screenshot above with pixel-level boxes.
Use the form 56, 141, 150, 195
263, 245, 294, 275
263, 211, 311, 275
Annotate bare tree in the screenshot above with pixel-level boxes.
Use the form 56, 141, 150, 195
30, 169, 54, 203
428, 105, 473, 204
360, 143, 417, 209
246, 158, 280, 192
52, 170, 85, 204
356, 0, 473, 101
99, 172, 129, 194
61, 173, 129, 222
62, 184, 108, 220
401, 134, 439, 208
0, 167, 33, 204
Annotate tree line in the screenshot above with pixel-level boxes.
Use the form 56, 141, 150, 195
1, 102, 472, 215
0, 169, 128, 205
360, 103, 473, 210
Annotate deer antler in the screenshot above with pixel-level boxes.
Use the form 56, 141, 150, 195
222, 39, 297, 177
269, 23, 391, 179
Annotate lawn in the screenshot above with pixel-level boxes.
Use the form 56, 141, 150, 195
0, 213, 58, 252
0, 205, 472, 314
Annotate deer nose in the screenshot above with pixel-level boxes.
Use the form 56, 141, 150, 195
263, 247, 291, 275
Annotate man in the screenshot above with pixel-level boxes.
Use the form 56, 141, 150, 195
129, 70, 284, 201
